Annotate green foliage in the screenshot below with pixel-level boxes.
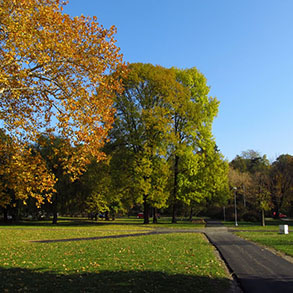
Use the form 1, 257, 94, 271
169, 68, 228, 220
230, 150, 270, 174
111, 63, 179, 222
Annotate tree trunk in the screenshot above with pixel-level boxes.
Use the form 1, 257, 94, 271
52, 211, 58, 224
261, 209, 265, 226
143, 196, 149, 224
52, 194, 58, 224
189, 207, 193, 221
153, 207, 158, 224
15, 200, 21, 221
3, 208, 8, 223
172, 155, 179, 224
105, 211, 110, 221
172, 204, 177, 223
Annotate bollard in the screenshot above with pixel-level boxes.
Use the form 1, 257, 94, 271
279, 224, 289, 234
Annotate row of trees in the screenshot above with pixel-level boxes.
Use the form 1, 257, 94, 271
229, 150, 293, 226
1, 0, 229, 224
1, 63, 229, 224
106, 63, 229, 223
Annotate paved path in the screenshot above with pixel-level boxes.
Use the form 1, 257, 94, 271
205, 222, 293, 293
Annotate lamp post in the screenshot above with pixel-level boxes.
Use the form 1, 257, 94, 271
233, 187, 238, 226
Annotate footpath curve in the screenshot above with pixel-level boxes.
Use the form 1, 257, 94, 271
205, 221, 293, 293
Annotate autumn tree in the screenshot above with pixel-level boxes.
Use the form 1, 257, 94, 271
0, 0, 125, 208
229, 150, 271, 225
270, 154, 293, 217
0, 130, 55, 221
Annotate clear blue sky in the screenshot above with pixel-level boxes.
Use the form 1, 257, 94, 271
64, 0, 293, 161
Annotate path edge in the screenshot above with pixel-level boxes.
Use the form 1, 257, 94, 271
203, 232, 243, 293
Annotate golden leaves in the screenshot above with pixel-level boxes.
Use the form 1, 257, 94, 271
0, 0, 126, 206
0, 136, 56, 208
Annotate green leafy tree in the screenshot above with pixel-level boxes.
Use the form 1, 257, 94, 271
230, 150, 270, 174
35, 135, 77, 224
169, 67, 228, 223
111, 63, 177, 223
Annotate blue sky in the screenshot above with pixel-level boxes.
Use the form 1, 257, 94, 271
64, 0, 293, 161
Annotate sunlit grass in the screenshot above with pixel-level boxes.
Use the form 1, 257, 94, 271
236, 231, 293, 257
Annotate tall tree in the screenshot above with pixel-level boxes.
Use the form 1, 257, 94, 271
0, 0, 125, 206
111, 63, 177, 223
169, 67, 227, 223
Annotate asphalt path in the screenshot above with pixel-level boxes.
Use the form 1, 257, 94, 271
205, 223, 293, 293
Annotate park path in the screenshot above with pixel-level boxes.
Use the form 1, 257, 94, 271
205, 221, 293, 293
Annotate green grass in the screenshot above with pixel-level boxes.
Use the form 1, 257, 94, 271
229, 218, 293, 257
223, 218, 293, 230
0, 220, 230, 292
235, 230, 293, 258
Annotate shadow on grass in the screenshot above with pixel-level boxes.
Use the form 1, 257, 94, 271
0, 217, 203, 228
0, 267, 229, 293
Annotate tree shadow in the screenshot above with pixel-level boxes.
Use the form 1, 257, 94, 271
0, 218, 148, 227
0, 267, 230, 293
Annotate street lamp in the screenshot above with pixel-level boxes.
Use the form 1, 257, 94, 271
233, 187, 238, 226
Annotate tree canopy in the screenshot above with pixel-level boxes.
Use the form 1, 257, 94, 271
0, 0, 125, 208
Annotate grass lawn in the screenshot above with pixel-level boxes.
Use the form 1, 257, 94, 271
0, 219, 231, 292
223, 218, 293, 231
235, 230, 293, 258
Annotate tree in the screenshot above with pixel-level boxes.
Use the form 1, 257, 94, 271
34, 135, 76, 224
270, 154, 293, 217
110, 64, 228, 223
169, 67, 227, 223
0, 130, 55, 220
230, 150, 270, 174
78, 157, 124, 221
0, 0, 125, 207
111, 63, 177, 223
229, 150, 271, 225
253, 172, 271, 226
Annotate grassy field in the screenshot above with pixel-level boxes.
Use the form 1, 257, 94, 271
223, 218, 293, 230
0, 218, 231, 292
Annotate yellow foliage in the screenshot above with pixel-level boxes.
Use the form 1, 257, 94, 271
0, 0, 126, 207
